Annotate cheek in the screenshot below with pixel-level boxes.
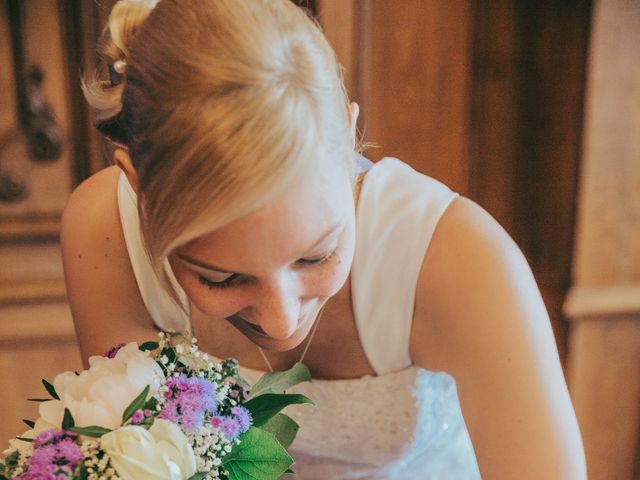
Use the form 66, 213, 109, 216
301, 255, 349, 301
316, 221, 356, 297
173, 269, 243, 318
168, 258, 237, 317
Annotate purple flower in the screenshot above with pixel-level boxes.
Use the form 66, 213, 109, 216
217, 416, 241, 440
159, 400, 179, 423
231, 406, 252, 433
103, 343, 126, 358
211, 409, 250, 441
19, 438, 82, 479
159, 374, 218, 432
211, 416, 223, 429
131, 409, 145, 423
33, 429, 78, 449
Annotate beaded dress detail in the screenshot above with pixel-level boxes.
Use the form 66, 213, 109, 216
117, 156, 482, 479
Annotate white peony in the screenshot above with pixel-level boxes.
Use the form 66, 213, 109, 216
101, 419, 197, 480
38, 343, 164, 430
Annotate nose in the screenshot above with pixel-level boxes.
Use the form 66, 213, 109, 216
254, 272, 301, 339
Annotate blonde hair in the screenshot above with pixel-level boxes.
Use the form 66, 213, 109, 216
82, 0, 360, 307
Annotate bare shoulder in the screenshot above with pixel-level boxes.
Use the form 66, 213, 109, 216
410, 195, 527, 370
410, 195, 586, 478
61, 166, 156, 364
61, 165, 128, 283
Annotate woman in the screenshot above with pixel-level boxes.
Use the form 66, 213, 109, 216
60, 0, 586, 478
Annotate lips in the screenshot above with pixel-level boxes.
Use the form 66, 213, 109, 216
244, 320, 268, 336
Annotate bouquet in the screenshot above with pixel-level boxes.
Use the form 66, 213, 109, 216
0, 332, 313, 480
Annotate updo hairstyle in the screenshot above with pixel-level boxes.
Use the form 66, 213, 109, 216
82, 0, 359, 304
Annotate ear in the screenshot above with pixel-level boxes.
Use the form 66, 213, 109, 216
113, 148, 139, 194
348, 102, 360, 148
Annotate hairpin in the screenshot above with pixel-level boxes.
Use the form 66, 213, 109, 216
108, 59, 127, 86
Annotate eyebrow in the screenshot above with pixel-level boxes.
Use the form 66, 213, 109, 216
175, 219, 345, 276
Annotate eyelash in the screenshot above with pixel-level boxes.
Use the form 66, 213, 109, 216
197, 250, 337, 290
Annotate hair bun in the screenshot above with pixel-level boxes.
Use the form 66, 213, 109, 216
80, 0, 157, 144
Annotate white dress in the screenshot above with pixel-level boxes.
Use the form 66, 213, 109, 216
117, 156, 482, 479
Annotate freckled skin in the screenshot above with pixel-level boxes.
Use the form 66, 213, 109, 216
169, 167, 357, 353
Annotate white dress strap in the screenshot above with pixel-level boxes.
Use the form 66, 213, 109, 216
351, 157, 459, 375
117, 172, 191, 333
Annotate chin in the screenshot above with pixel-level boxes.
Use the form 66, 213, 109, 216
251, 336, 305, 352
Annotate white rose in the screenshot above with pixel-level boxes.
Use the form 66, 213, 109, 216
38, 343, 164, 430
101, 419, 197, 480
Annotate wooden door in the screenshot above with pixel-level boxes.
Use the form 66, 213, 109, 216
0, 0, 112, 444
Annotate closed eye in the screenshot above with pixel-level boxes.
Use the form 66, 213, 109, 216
197, 249, 337, 290
198, 273, 241, 290
297, 249, 336, 266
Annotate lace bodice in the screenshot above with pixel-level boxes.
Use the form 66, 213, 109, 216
224, 364, 480, 479
117, 156, 482, 479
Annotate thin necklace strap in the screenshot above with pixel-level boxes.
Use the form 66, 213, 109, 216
257, 303, 327, 373
298, 303, 326, 364
257, 345, 274, 373
256, 172, 363, 373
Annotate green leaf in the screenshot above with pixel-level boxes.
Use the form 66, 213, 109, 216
42, 379, 60, 400
27, 398, 51, 402
258, 414, 299, 449
247, 363, 311, 400
69, 426, 112, 438
62, 408, 75, 430
161, 347, 177, 364
244, 393, 314, 427
14, 437, 33, 443
186, 473, 209, 480
144, 396, 159, 412
22, 419, 35, 429
139, 341, 159, 352
76, 463, 90, 480
222, 427, 293, 480
122, 385, 150, 423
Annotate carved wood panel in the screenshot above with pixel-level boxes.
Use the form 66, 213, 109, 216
0, 0, 99, 446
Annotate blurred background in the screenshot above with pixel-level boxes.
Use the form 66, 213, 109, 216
0, 0, 638, 478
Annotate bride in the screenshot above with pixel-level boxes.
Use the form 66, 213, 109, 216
60, 0, 586, 478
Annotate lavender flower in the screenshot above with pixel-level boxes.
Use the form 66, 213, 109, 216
33, 429, 78, 449
231, 406, 252, 433
19, 438, 82, 479
212, 415, 241, 440
159, 374, 218, 432
211, 407, 252, 441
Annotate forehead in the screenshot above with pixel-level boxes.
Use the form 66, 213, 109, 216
176, 170, 352, 273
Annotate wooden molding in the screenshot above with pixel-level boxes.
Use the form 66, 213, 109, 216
564, 284, 640, 320
0, 300, 75, 343
0, 214, 60, 241
0, 278, 66, 306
